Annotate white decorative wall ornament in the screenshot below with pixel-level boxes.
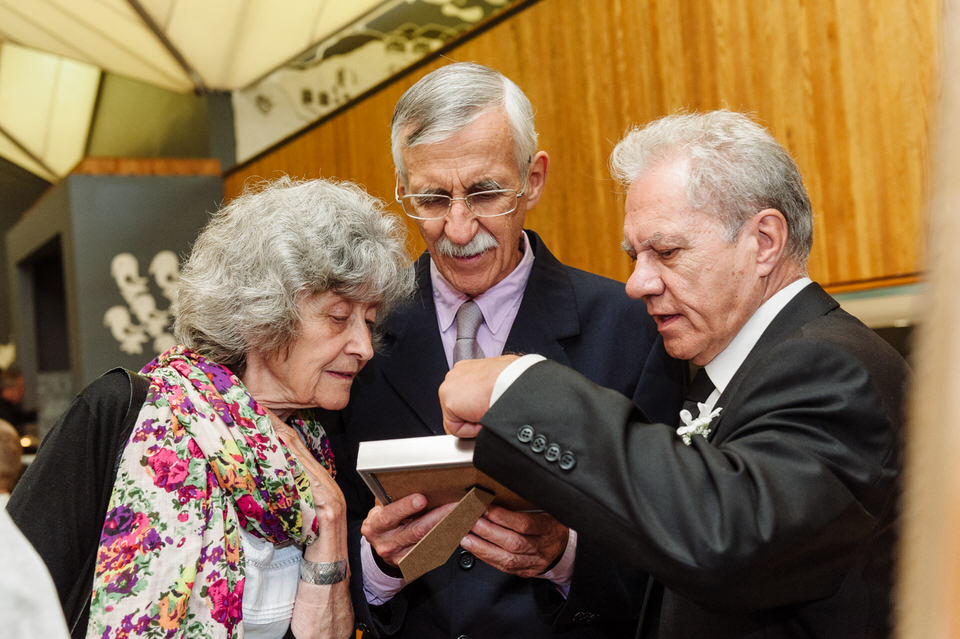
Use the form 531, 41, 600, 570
103, 250, 179, 355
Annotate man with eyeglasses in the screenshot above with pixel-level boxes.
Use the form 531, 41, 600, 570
334, 62, 686, 638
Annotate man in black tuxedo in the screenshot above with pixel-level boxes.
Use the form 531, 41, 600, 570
439, 110, 908, 638
333, 63, 686, 637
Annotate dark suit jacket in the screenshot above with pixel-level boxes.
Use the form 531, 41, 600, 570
333, 230, 686, 638
475, 282, 907, 638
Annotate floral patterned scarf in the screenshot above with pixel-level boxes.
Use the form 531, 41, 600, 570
87, 345, 335, 638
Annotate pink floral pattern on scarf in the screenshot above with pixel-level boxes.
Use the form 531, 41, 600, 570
87, 345, 334, 638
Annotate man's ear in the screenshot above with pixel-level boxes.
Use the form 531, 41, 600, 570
522, 151, 549, 210
754, 208, 789, 276
395, 171, 407, 198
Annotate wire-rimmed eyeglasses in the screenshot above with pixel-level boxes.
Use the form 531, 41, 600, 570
395, 180, 526, 220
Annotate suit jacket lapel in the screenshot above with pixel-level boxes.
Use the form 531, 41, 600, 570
710, 282, 838, 436
375, 255, 449, 435
503, 232, 577, 367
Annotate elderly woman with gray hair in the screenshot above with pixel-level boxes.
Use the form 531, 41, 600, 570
8, 177, 414, 639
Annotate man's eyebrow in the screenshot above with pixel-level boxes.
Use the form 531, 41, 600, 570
468, 178, 503, 191
623, 232, 666, 252
641, 232, 688, 248
410, 185, 450, 195
409, 178, 503, 195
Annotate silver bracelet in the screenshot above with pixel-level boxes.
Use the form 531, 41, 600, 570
300, 558, 348, 585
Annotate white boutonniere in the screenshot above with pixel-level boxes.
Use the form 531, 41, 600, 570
677, 403, 722, 445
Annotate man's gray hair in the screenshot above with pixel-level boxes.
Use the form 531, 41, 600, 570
391, 62, 538, 182
610, 110, 813, 265
175, 177, 414, 374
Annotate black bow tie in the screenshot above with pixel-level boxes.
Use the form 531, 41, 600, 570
681, 368, 715, 417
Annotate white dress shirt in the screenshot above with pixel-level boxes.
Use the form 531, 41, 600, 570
700, 277, 812, 407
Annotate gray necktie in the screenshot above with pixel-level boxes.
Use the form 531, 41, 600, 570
452, 300, 485, 363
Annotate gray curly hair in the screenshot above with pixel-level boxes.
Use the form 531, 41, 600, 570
175, 176, 414, 373
391, 62, 538, 182
610, 110, 813, 266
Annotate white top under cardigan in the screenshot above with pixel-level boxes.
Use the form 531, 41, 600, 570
240, 526, 303, 638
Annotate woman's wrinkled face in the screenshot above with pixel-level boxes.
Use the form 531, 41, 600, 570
251, 291, 378, 413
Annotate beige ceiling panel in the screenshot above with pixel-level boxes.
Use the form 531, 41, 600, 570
43, 0, 188, 91
0, 42, 98, 178
154, 0, 391, 89
45, 55, 99, 174
1, 0, 393, 91
0, 0, 188, 91
0, 2, 93, 61
0, 0, 402, 183
158, 0, 252, 88
207, 0, 327, 88
315, 0, 388, 36
139, 0, 175, 25
0, 44, 57, 151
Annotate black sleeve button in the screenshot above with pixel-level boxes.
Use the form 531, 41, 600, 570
544, 443, 561, 462
517, 425, 535, 443
531, 434, 548, 453
559, 451, 577, 471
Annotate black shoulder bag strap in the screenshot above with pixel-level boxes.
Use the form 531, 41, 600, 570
113, 370, 150, 475
69, 368, 150, 639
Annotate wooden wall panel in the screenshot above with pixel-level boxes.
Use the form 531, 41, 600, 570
74, 157, 221, 176
225, 0, 940, 291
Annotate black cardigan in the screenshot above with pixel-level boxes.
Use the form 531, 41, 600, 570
6, 369, 147, 638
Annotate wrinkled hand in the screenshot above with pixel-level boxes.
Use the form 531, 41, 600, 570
269, 412, 345, 521
361, 495, 459, 570
461, 506, 569, 578
440, 355, 519, 438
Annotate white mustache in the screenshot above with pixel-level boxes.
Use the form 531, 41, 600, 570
436, 229, 499, 257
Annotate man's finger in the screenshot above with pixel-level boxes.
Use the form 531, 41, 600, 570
469, 516, 533, 554
404, 501, 461, 538
443, 418, 483, 438
460, 533, 541, 577
481, 506, 558, 535
363, 500, 463, 566
365, 498, 460, 538
369, 493, 429, 530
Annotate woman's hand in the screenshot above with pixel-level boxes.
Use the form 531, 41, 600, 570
269, 412, 346, 525
268, 411, 353, 638
267, 411, 347, 562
